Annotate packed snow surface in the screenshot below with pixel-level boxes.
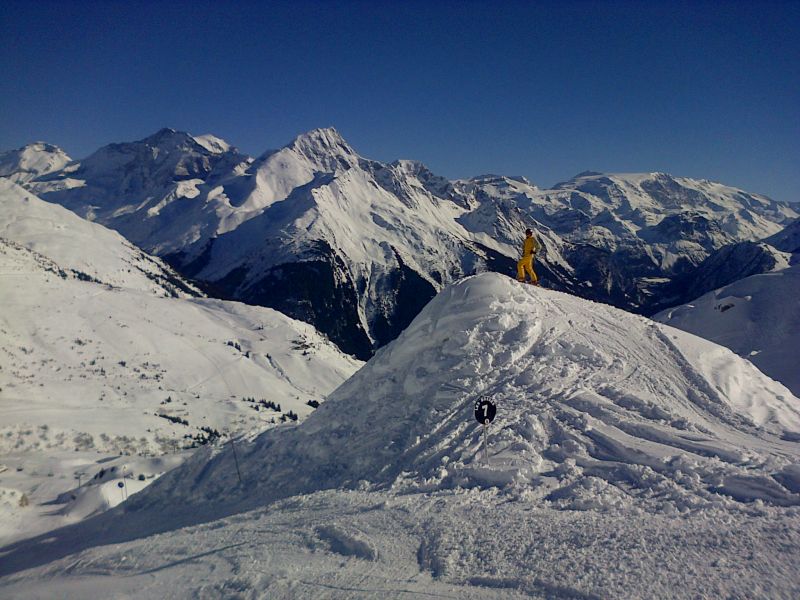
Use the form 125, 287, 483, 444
138, 273, 800, 510
655, 264, 800, 397
3, 274, 799, 598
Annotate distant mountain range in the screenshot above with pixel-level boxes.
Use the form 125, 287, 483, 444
2, 129, 797, 357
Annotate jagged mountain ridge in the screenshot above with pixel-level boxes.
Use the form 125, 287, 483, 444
8, 128, 798, 357
764, 217, 800, 254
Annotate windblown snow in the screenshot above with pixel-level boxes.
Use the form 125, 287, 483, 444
3, 275, 798, 599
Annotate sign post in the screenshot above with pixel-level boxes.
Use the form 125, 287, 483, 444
473, 397, 497, 464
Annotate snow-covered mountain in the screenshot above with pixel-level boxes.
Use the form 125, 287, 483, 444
26, 128, 254, 255
3, 274, 798, 598
0, 179, 361, 452
0, 178, 360, 539
655, 263, 800, 397
0, 143, 71, 184
651, 241, 792, 312
0, 181, 362, 540
19, 128, 573, 356
543, 171, 795, 260
764, 217, 800, 254
9, 129, 798, 358
0, 179, 201, 297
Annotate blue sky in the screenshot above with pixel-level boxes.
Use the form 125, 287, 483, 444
2, 0, 798, 201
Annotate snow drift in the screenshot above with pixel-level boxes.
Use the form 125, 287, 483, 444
130, 273, 800, 516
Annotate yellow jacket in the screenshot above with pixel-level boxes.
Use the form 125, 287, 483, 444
522, 234, 541, 258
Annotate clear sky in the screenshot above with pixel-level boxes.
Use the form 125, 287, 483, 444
2, 0, 798, 201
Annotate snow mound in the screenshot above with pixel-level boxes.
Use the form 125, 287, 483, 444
655, 264, 800, 397
133, 274, 800, 514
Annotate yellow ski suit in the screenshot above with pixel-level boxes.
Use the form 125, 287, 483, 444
516, 233, 540, 283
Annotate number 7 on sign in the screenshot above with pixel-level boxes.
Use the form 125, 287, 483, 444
473, 397, 496, 425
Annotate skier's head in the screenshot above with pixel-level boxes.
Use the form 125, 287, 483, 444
525, 228, 532, 237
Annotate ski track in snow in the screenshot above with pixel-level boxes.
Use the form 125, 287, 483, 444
1, 490, 799, 599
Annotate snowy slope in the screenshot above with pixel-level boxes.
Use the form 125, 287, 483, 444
0, 179, 201, 297
764, 217, 800, 254
655, 264, 800, 397
0, 185, 361, 542
652, 241, 792, 312
0, 143, 70, 184
0, 234, 362, 454
2, 273, 799, 599
0, 179, 361, 449
0, 241, 361, 455
133, 273, 799, 515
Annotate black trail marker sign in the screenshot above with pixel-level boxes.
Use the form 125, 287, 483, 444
474, 397, 497, 424
474, 397, 497, 463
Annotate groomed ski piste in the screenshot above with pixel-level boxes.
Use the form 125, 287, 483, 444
2, 273, 800, 599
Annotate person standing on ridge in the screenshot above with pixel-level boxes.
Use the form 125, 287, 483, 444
517, 228, 541, 285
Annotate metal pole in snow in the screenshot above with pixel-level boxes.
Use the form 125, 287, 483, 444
230, 437, 243, 484
483, 420, 489, 464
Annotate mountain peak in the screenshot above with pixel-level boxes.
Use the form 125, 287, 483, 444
192, 133, 232, 154
14, 142, 67, 154
141, 127, 194, 147
573, 170, 604, 179
288, 127, 356, 158
0, 142, 72, 183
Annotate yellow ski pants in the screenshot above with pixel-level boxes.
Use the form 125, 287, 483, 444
517, 255, 538, 283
